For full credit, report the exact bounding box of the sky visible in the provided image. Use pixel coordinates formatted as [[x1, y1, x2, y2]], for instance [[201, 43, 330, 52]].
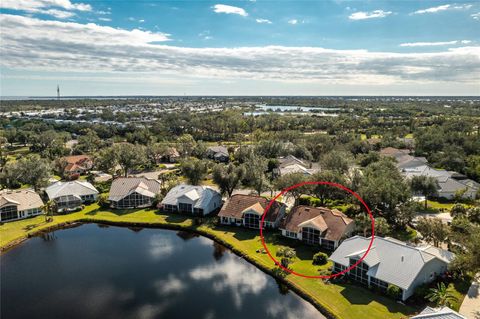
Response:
[[0, 0, 479, 96]]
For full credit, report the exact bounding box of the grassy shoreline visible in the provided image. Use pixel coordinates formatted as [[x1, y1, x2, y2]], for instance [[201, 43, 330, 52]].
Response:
[[1, 204, 417, 319]]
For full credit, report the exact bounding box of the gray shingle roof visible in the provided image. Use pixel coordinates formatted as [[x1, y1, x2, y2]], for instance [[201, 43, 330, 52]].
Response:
[[329, 236, 454, 290], [108, 177, 161, 201], [161, 184, 220, 209], [46, 181, 98, 200]]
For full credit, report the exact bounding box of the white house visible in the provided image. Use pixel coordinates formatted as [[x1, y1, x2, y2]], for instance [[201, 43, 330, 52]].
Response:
[[330, 236, 455, 301], [160, 184, 222, 216], [46, 180, 99, 212], [411, 306, 466, 319], [0, 189, 44, 222]]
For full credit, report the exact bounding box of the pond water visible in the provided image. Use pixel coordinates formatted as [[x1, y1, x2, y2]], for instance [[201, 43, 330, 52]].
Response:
[[1, 224, 324, 319], [243, 104, 339, 116]]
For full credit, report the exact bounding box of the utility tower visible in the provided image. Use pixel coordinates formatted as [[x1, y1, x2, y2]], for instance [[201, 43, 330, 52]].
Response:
[[57, 85, 60, 100]]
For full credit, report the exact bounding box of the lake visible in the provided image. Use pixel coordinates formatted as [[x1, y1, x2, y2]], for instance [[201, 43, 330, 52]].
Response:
[[243, 104, 339, 116], [1, 224, 324, 319]]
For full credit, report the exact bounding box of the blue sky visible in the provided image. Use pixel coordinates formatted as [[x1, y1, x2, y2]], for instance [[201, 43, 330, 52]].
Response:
[[0, 0, 479, 96]]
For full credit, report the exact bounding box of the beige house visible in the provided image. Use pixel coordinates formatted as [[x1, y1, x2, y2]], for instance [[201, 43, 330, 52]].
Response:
[[0, 189, 44, 222]]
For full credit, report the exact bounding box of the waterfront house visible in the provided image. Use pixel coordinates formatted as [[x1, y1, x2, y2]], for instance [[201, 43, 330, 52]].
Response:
[[46, 180, 99, 212], [160, 184, 222, 215], [218, 194, 286, 229], [0, 189, 43, 222], [411, 306, 466, 319], [329, 236, 455, 301], [206, 146, 229, 163], [280, 205, 354, 250], [109, 177, 162, 209]]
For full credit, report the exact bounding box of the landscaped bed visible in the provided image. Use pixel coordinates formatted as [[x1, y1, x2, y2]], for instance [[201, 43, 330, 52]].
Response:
[[0, 203, 450, 319]]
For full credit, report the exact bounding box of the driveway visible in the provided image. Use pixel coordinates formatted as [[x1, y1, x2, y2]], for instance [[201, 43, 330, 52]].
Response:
[[459, 275, 480, 319]]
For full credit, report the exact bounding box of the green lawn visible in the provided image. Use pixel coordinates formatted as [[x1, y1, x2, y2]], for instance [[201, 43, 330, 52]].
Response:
[[0, 205, 418, 319]]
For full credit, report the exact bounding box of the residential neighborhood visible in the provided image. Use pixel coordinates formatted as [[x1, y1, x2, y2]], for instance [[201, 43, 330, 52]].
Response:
[[1, 97, 479, 319]]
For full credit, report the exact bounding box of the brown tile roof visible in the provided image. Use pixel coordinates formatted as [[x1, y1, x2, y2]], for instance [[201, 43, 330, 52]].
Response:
[[218, 194, 285, 223], [64, 155, 91, 164], [281, 205, 354, 241]]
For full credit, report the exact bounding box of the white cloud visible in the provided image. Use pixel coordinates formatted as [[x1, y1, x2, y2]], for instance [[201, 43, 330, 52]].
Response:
[[1, 14, 479, 87], [98, 17, 111, 22], [472, 12, 480, 20], [139, 19, 145, 23], [400, 40, 471, 47], [0, 0, 92, 18], [412, 4, 472, 15], [349, 10, 392, 20], [256, 18, 272, 24], [212, 4, 248, 17], [288, 19, 298, 24]]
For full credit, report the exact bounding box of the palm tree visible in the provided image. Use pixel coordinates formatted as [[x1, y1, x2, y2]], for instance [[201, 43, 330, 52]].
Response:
[[42, 200, 56, 222], [425, 282, 458, 307]]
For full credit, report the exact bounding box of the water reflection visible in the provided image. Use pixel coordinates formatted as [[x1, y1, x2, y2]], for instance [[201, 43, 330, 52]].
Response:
[[189, 257, 268, 308], [1, 224, 325, 319]]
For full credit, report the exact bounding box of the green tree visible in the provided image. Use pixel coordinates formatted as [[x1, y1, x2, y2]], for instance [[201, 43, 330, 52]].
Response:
[[358, 159, 411, 222], [320, 150, 353, 174], [274, 173, 311, 205], [16, 155, 51, 191], [212, 163, 245, 197], [374, 217, 390, 236], [243, 155, 269, 195], [425, 282, 458, 307], [410, 175, 439, 210], [114, 143, 146, 177], [467, 207, 480, 224], [180, 158, 209, 185], [450, 204, 468, 219], [310, 170, 346, 205]]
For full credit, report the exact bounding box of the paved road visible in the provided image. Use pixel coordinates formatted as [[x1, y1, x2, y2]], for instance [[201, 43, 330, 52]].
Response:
[[459, 275, 480, 319]]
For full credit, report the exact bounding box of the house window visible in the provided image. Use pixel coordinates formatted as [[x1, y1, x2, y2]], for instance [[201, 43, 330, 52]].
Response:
[[321, 239, 335, 250], [55, 195, 82, 210], [193, 208, 204, 215], [302, 227, 321, 245], [370, 277, 389, 291], [244, 213, 260, 229], [348, 258, 369, 286], [178, 203, 192, 213], [333, 263, 346, 274], [285, 231, 297, 238], [115, 193, 151, 208]]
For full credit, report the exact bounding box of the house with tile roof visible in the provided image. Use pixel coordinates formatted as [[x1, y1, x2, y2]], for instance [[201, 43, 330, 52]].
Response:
[[329, 236, 455, 301], [411, 306, 466, 319], [62, 155, 93, 176], [0, 189, 44, 222], [109, 177, 162, 209], [46, 180, 99, 212], [280, 205, 355, 250], [218, 194, 286, 229], [160, 184, 222, 216]]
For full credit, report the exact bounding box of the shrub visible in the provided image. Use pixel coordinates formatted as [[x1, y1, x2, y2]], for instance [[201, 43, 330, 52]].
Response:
[[313, 252, 328, 265], [386, 284, 402, 300], [414, 283, 431, 301]]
